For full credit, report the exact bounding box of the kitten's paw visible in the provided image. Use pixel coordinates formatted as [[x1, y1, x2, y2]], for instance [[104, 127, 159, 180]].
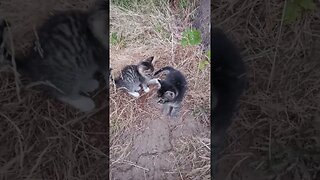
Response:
[[128, 92, 140, 98], [169, 112, 179, 119], [58, 95, 95, 112], [81, 79, 99, 93], [155, 78, 161, 89], [143, 87, 150, 93], [147, 78, 161, 89], [76, 98, 95, 112]]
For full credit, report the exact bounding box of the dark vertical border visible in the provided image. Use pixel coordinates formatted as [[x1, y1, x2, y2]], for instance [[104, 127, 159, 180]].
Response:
[[210, 3, 215, 179], [106, 0, 110, 177], [210, 23, 215, 180]]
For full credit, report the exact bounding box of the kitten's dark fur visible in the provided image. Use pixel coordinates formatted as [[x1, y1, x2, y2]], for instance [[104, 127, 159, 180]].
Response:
[[112, 57, 155, 98], [212, 28, 247, 175], [153, 66, 187, 117], [0, 0, 108, 112], [0, 20, 9, 63]]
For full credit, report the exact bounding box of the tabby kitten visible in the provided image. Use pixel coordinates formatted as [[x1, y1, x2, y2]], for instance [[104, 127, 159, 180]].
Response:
[[0, 0, 108, 112], [112, 57, 155, 98], [152, 66, 187, 117]]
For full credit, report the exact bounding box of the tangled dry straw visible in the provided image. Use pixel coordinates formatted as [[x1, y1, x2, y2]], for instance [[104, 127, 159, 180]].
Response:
[[213, 0, 320, 179]]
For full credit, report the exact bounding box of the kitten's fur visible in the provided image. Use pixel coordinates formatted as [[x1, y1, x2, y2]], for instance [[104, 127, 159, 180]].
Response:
[[0, 0, 108, 112], [0, 20, 9, 63], [153, 66, 187, 117], [212, 28, 247, 175], [113, 57, 155, 98]]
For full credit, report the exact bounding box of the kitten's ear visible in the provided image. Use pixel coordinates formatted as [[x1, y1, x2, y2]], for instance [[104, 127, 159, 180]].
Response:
[[158, 79, 163, 86], [88, 0, 108, 48], [145, 56, 154, 63], [165, 91, 176, 100], [91, 0, 107, 11], [0, 19, 10, 28]]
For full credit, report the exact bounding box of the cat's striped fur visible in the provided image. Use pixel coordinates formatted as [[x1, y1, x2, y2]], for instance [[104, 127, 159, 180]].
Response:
[[112, 57, 155, 98], [0, 0, 108, 112]]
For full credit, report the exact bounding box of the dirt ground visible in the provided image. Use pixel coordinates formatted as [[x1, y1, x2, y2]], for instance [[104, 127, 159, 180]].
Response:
[[110, 105, 206, 180]]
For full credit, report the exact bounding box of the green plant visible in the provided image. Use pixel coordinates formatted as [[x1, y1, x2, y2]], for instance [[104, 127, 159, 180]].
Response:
[[111, 0, 170, 12], [110, 32, 126, 47], [179, 0, 189, 9], [181, 28, 202, 47], [154, 23, 171, 40], [111, 0, 135, 9], [284, 0, 315, 25], [180, 28, 209, 71], [110, 32, 118, 45], [198, 50, 210, 71], [206, 50, 211, 59]]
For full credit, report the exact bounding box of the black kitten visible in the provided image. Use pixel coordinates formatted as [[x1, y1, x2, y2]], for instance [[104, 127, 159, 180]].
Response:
[[152, 66, 187, 117], [212, 28, 247, 174]]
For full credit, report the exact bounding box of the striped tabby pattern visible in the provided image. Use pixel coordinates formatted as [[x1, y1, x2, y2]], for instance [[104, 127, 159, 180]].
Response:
[[0, 0, 108, 112], [114, 57, 155, 98]]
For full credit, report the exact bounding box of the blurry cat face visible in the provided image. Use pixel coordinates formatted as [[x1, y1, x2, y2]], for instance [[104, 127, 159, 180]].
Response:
[[157, 90, 176, 104], [138, 56, 154, 78], [140, 66, 153, 77], [156, 80, 177, 104]]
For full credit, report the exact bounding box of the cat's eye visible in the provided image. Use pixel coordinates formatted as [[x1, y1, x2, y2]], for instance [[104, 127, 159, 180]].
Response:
[[157, 99, 164, 103]]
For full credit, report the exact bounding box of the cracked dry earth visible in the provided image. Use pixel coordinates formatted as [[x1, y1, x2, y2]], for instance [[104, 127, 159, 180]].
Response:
[[111, 105, 208, 180], [111, 89, 210, 180]]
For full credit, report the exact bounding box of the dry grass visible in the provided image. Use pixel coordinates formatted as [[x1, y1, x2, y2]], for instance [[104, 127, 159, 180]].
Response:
[[109, 1, 210, 179], [213, 0, 320, 179], [0, 0, 108, 179]]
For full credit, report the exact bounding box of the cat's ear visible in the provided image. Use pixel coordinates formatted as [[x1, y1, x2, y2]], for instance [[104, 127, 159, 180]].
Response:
[[164, 91, 176, 100], [92, 0, 107, 11], [88, 0, 108, 48], [158, 79, 163, 86], [145, 56, 154, 63]]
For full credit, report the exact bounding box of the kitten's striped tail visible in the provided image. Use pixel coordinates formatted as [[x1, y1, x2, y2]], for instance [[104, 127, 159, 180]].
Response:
[[109, 68, 114, 81], [154, 66, 175, 76], [109, 68, 120, 86]]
